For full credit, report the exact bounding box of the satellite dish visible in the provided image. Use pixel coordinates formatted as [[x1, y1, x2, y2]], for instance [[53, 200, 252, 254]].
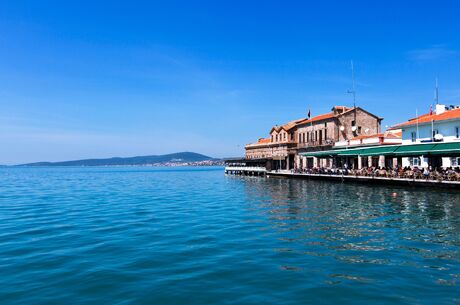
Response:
[[340, 126, 345, 131], [434, 134, 443, 141], [351, 126, 357, 132]]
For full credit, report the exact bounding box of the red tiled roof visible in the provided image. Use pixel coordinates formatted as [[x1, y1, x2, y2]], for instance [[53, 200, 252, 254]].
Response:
[[271, 118, 305, 132], [350, 131, 402, 141], [257, 138, 271, 144], [391, 107, 460, 129], [299, 112, 336, 125], [388, 130, 402, 138], [271, 106, 358, 132]]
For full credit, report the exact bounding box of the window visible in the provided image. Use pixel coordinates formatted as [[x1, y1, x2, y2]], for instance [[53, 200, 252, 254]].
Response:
[[271, 135, 274, 142], [411, 131, 416, 142], [456, 127, 459, 138], [324, 122, 327, 128], [410, 157, 421, 167], [451, 157, 460, 167], [306, 132, 309, 142], [315, 131, 318, 141], [324, 129, 327, 140], [276, 135, 278, 142], [351, 120, 356, 126], [358, 126, 362, 133], [432, 129, 439, 138]]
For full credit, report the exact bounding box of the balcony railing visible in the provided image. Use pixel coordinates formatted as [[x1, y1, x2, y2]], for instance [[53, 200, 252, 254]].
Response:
[[297, 139, 334, 148]]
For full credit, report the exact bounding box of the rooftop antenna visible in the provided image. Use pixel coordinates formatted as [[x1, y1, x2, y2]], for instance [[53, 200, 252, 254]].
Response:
[[347, 60, 357, 109], [347, 60, 357, 131], [435, 77, 439, 105]]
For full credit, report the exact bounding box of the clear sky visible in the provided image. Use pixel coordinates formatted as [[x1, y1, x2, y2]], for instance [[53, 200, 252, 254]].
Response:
[[1, 0, 459, 164]]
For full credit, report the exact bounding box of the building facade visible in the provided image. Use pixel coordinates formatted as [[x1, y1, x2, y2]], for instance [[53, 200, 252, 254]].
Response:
[[295, 106, 382, 168], [391, 104, 460, 168], [245, 105, 383, 170]]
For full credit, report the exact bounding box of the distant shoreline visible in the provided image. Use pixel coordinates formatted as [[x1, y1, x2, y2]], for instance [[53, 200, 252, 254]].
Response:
[[14, 152, 225, 167], [10, 163, 225, 168]]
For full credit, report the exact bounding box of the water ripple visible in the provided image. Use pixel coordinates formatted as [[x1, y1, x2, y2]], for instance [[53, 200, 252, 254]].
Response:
[[0, 166, 459, 304]]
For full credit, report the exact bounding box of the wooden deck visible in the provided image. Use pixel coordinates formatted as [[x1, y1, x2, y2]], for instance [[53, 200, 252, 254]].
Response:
[[267, 171, 460, 190]]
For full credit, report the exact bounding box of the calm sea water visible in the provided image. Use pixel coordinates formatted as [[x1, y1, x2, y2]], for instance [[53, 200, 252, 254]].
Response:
[[0, 166, 459, 305]]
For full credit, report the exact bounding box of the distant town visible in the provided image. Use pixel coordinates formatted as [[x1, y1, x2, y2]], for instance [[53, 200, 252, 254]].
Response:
[[18, 152, 224, 167]]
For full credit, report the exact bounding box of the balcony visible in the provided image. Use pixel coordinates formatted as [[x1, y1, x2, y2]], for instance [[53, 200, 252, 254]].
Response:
[[297, 139, 334, 148]]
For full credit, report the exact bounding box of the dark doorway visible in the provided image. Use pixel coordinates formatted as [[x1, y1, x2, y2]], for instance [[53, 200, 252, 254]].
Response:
[[307, 157, 314, 168], [429, 157, 443, 169], [288, 155, 295, 170]]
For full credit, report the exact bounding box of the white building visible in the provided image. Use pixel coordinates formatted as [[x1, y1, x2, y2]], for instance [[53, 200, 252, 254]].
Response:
[[391, 104, 460, 168]]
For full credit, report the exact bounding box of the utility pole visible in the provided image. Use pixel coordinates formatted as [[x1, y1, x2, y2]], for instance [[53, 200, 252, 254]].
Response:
[[349, 60, 356, 109], [347, 60, 357, 132]]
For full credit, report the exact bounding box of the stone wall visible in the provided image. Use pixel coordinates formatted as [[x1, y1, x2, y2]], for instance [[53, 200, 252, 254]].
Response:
[[245, 145, 273, 159], [296, 119, 336, 147], [336, 109, 381, 141]]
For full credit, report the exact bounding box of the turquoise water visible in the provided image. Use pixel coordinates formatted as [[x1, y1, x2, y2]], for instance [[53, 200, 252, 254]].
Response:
[[0, 166, 459, 304]]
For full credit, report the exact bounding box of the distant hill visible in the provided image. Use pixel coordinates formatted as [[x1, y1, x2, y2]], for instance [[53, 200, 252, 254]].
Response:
[[20, 152, 217, 166]]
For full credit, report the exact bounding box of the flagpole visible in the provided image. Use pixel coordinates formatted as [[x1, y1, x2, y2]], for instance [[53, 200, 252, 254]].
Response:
[[416, 108, 419, 142]]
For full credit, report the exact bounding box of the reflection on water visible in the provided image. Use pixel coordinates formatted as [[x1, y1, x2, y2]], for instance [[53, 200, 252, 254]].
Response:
[[240, 176, 460, 302], [0, 167, 458, 305]]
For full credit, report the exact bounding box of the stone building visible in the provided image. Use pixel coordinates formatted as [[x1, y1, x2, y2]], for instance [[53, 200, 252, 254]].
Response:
[[245, 105, 383, 170], [295, 106, 382, 168]]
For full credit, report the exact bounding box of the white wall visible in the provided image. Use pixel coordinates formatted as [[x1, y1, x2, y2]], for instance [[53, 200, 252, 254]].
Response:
[[402, 156, 428, 168], [402, 119, 460, 144]]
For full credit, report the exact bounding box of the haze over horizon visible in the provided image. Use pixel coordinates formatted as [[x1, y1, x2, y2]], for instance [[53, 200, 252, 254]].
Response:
[[1, 0, 459, 164]]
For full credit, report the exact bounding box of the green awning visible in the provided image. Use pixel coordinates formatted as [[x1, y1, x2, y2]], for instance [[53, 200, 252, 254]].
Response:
[[393, 143, 437, 156], [336, 148, 363, 156], [341, 145, 399, 156], [300, 142, 460, 158], [429, 142, 460, 155]]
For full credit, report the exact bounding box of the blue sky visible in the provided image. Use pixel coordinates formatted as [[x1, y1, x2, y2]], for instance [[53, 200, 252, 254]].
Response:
[[0, 0, 459, 164]]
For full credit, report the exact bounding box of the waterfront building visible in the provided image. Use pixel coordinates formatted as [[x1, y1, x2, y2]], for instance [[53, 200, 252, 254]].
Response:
[[389, 104, 460, 168], [295, 106, 382, 169], [245, 106, 383, 170], [245, 118, 304, 170], [299, 104, 460, 170]]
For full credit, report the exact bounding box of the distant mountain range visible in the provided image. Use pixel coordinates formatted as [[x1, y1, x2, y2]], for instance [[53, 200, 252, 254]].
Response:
[[19, 152, 221, 167]]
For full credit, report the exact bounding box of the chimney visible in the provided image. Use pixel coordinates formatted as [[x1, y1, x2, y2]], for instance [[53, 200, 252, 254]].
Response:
[[435, 104, 447, 115]]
